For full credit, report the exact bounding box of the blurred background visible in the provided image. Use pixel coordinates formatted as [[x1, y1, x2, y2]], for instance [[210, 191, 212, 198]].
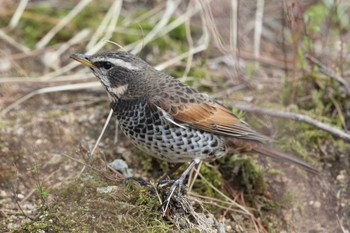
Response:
[[0, 0, 349, 232]]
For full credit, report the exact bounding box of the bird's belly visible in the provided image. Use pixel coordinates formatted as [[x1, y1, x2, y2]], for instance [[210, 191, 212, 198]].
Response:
[[118, 118, 225, 162]]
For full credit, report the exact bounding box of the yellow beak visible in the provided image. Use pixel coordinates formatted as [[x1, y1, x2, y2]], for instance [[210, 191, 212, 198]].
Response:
[[70, 53, 94, 67]]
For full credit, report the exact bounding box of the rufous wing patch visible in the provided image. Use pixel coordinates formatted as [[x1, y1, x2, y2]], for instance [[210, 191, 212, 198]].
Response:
[[172, 103, 240, 129], [156, 101, 268, 142]]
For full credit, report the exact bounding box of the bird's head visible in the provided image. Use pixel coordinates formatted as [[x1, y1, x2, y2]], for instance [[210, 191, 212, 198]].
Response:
[[71, 51, 153, 100]]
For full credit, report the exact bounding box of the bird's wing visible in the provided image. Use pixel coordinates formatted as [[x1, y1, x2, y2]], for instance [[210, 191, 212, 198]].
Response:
[[153, 99, 269, 142]]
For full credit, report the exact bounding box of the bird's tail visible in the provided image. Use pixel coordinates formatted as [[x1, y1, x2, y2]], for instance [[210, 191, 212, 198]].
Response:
[[252, 144, 319, 174], [226, 139, 319, 174]]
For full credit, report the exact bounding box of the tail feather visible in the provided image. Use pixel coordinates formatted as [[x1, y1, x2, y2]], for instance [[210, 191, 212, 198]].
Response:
[[252, 145, 319, 175], [226, 138, 319, 174]]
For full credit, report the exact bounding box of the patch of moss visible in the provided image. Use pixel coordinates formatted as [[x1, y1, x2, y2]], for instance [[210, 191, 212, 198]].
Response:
[[168, 23, 186, 41], [218, 155, 267, 203], [273, 117, 329, 165], [14, 2, 109, 48], [16, 4, 69, 48], [14, 171, 173, 232], [190, 163, 224, 199], [136, 150, 169, 178]]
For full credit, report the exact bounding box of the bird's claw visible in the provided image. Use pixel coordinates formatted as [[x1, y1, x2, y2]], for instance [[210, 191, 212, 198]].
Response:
[[158, 160, 199, 217], [161, 177, 185, 216]]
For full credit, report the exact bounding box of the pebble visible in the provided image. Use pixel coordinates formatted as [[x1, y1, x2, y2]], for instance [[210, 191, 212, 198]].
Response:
[[96, 186, 118, 194]]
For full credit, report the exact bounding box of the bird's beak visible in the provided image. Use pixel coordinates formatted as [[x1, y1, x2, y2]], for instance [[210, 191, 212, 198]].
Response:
[[70, 53, 94, 67]]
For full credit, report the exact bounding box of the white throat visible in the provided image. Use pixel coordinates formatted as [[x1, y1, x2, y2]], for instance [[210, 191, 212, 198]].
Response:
[[107, 84, 129, 98]]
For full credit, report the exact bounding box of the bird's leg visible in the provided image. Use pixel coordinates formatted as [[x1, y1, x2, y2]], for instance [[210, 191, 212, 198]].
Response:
[[158, 163, 184, 183], [162, 159, 199, 216]]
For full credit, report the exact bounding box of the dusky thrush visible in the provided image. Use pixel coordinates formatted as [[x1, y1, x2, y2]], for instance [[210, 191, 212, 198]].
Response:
[[71, 51, 317, 211]]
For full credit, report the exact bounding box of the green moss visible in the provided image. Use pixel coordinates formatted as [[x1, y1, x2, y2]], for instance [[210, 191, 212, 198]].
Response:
[[17, 5, 69, 48], [14, 2, 109, 48], [280, 192, 295, 208], [188, 67, 207, 79], [14, 170, 173, 232], [273, 117, 328, 165], [136, 151, 169, 177], [218, 154, 267, 204], [168, 23, 186, 41], [46, 110, 65, 118], [190, 163, 224, 199]]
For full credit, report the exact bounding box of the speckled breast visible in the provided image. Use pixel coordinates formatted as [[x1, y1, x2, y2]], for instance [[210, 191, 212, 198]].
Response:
[[111, 98, 226, 162]]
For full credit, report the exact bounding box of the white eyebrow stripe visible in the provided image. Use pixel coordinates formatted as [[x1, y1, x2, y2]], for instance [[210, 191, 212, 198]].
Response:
[[93, 57, 140, 70]]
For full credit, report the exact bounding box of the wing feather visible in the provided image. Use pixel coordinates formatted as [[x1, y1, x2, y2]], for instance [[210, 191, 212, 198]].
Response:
[[154, 100, 269, 142]]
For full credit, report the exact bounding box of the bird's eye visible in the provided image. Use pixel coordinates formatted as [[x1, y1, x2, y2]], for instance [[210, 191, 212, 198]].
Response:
[[102, 62, 113, 70], [94, 61, 113, 70]]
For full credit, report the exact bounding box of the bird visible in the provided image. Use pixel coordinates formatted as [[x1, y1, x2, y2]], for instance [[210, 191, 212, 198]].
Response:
[[71, 51, 317, 212]]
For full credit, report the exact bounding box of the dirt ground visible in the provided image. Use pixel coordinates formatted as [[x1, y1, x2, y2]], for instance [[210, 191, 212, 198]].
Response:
[[1, 0, 350, 232]]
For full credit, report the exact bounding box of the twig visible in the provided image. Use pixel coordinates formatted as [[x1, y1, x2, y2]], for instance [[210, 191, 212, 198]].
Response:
[[121, 3, 164, 27], [56, 29, 91, 56], [122, 2, 203, 53], [306, 54, 350, 96], [187, 161, 202, 192], [131, 0, 182, 55], [180, 0, 195, 82], [86, 2, 114, 50], [234, 104, 350, 143], [9, 0, 29, 29], [0, 82, 100, 116], [90, 108, 114, 156], [193, 169, 260, 232], [199, 0, 227, 54], [336, 214, 349, 233], [254, 0, 264, 67], [230, 0, 238, 55], [154, 44, 208, 71], [0, 73, 94, 83], [86, 0, 122, 50], [188, 193, 249, 215], [0, 29, 30, 53], [35, 0, 92, 49]]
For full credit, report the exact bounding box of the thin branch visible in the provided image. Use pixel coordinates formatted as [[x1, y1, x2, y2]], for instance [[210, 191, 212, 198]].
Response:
[[131, 0, 182, 55], [180, 0, 195, 82], [90, 108, 114, 156], [306, 54, 350, 96], [254, 0, 264, 67], [336, 214, 349, 233], [234, 104, 350, 143], [86, 0, 122, 51], [9, 0, 29, 29], [0, 82, 100, 116], [200, 0, 227, 54], [230, 0, 238, 55], [35, 0, 92, 49], [0, 29, 30, 53]]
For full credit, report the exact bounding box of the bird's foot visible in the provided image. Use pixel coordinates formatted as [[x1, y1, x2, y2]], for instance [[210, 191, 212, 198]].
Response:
[[160, 176, 187, 216], [158, 159, 199, 216]]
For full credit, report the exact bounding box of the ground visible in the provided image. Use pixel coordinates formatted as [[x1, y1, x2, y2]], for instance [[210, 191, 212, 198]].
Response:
[[0, 0, 350, 232]]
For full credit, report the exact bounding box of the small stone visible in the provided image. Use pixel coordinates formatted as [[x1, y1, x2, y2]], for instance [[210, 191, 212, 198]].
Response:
[[47, 153, 64, 165], [0, 58, 11, 72], [0, 190, 7, 197], [109, 159, 133, 178], [1, 147, 9, 153], [96, 186, 118, 194], [313, 201, 321, 208], [336, 170, 346, 182], [35, 139, 43, 145]]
